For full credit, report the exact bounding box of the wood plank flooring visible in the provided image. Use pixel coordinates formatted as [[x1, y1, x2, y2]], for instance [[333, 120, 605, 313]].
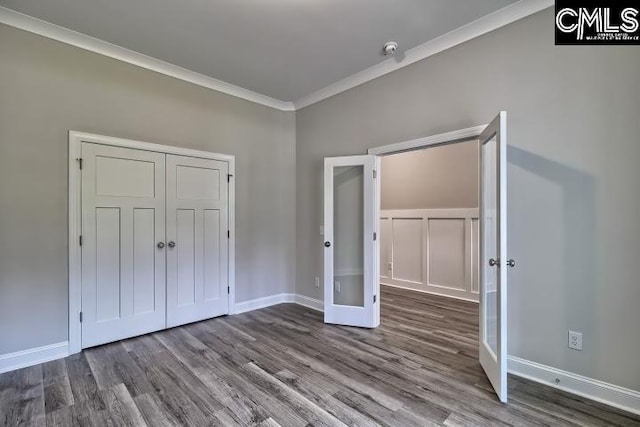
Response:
[[2, 286, 639, 426]]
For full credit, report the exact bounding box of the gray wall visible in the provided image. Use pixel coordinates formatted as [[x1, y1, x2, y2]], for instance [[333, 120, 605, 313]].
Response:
[[381, 140, 479, 210], [0, 24, 296, 354], [296, 8, 640, 391]]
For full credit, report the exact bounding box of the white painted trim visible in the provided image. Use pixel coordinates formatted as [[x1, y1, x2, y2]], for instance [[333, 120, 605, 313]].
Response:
[[231, 293, 323, 315], [0, 342, 69, 374], [70, 131, 236, 161], [383, 208, 478, 218], [295, 0, 553, 109], [368, 125, 485, 156], [68, 131, 236, 353], [294, 295, 324, 312], [0, 7, 294, 112], [508, 356, 640, 416], [68, 139, 82, 354], [334, 268, 364, 277], [233, 293, 296, 314], [228, 161, 236, 316], [381, 282, 478, 303]]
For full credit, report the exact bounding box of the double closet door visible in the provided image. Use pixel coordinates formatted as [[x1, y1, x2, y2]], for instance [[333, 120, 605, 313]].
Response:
[[80, 143, 229, 349]]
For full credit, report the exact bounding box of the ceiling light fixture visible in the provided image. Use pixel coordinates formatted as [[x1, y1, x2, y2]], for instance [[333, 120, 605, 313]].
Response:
[[382, 41, 398, 56]]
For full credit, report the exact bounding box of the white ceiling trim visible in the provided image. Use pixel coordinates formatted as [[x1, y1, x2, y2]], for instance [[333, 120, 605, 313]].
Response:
[[0, 1, 552, 112], [295, 0, 553, 110], [0, 6, 295, 111]]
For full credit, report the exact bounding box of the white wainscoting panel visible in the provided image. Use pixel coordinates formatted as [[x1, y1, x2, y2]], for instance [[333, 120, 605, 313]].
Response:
[[471, 218, 479, 293], [381, 209, 479, 302], [380, 217, 393, 282], [392, 217, 423, 283], [428, 218, 466, 290]]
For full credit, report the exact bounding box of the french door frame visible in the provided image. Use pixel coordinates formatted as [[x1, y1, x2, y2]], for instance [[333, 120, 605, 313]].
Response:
[[368, 122, 509, 402], [68, 131, 236, 354]]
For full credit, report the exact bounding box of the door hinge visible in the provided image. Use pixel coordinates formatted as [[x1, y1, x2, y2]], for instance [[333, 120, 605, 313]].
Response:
[[227, 174, 233, 183], [79, 235, 83, 246], [77, 158, 83, 170], [79, 311, 83, 322], [373, 232, 377, 241], [227, 230, 230, 239], [373, 169, 377, 179], [373, 295, 377, 303], [227, 286, 230, 294]]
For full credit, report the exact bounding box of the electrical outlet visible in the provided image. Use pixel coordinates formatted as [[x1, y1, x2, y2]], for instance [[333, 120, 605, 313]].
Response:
[[335, 281, 341, 293], [568, 331, 583, 350], [314, 277, 320, 288], [387, 262, 393, 271]]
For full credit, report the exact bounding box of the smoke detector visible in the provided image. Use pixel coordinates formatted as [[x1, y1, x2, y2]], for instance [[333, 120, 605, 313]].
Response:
[[382, 41, 398, 56]]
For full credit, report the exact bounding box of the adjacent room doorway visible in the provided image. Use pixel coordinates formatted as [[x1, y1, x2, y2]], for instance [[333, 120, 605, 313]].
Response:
[[322, 112, 510, 402]]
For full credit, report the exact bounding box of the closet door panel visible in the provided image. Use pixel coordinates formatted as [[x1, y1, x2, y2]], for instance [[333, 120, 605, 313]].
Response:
[[133, 208, 157, 315], [204, 209, 223, 301], [81, 143, 166, 348], [176, 209, 197, 306], [166, 155, 229, 327]]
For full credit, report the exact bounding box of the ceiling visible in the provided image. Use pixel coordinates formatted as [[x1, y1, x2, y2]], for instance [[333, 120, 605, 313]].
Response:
[[0, 0, 518, 103]]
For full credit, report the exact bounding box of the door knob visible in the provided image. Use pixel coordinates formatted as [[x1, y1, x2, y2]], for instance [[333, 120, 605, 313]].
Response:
[[157, 242, 165, 249], [488, 258, 499, 267], [506, 259, 515, 267], [168, 241, 176, 248], [324, 241, 331, 247]]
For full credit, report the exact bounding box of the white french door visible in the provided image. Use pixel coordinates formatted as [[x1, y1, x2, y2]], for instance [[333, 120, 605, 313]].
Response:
[[323, 155, 379, 328], [166, 155, 229, 328], [479, 111, 509, 402], [326, 117, 510, 401], [81, 143, 167, 348]]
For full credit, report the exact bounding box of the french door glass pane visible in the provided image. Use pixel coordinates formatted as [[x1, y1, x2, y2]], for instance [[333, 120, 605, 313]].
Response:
[[483, 136, 498, 357], [333, 165, 365, 307]]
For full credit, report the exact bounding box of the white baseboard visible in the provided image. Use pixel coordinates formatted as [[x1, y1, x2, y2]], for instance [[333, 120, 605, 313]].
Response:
[[0, 341, 69, 374], [381, 282, 479, 303], [0, 294, 298, 375], [233, 293, 324, 314], [508, 356, 640, 416], [294, 294, 323, 312], [233, 293, 295, 314]]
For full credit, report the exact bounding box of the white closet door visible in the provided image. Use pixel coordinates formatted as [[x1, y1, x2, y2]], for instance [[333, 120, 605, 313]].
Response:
[[166, 155, 229, 328], [81, 143, 166, 348]]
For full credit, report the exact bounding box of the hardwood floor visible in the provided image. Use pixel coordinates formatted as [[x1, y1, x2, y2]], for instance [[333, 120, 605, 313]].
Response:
[[1, 286, 639, 426]]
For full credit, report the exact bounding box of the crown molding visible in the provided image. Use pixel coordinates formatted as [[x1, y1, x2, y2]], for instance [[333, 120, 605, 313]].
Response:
[[0, 6, 295, 112], [1, 1, 552, 112], [295, 0, 553, 110]]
